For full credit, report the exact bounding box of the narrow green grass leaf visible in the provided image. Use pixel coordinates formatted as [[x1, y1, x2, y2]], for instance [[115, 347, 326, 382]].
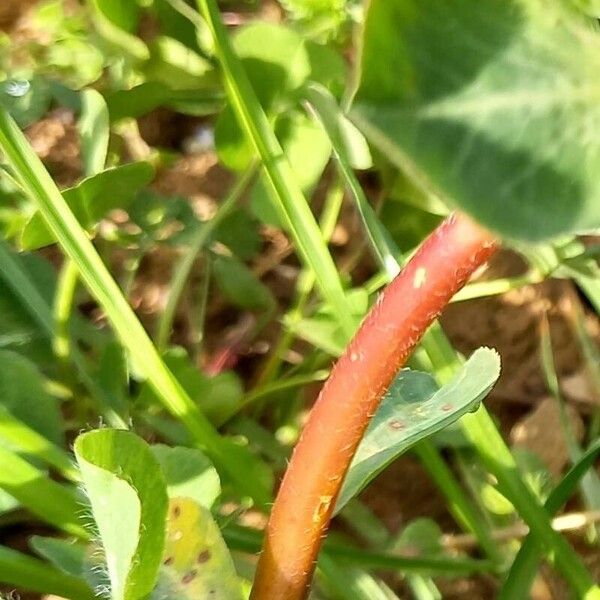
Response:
[[30, 535, 88, 578], [318, 552, 400, 600], [0, 444, 84, 537], [499, 438, 600, 599], [0, 107, 272, 504], [335, 348, 500, 512], [0, 544, 94, 600], [305, 83, 399, 276], [196, 0, 356, 340], [223, 524, 496, 575], [75, 429, 169, 600], [539, 319, 600, 538], [0, 349, 63, 445], [0, 404, 76, 480]]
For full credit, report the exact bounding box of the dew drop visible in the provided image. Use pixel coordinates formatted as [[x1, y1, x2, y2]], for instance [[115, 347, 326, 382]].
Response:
[[4, 79, 30, 98]]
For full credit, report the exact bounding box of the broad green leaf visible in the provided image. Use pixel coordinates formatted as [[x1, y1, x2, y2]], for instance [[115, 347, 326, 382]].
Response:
[[144, 36, 216, 90], [213, 255, 275, 311], [86, 0, 149, 61], [335, 348, 501, 512], [74, 429, 169, 600], [106, 84, 223, 121], [213, 207, 261, 260], [214, 22, 313, 172], [90, 0, 140, 32], [197, 0, 357, 342], [153, 498, 244, 600], [351, 0, 600, 241], [305, 41, 348, 98], [79, 89, 109, 177], [393, 518, 444, 557], [0, 444, 84, 536], [0, 349, 63, 445], [107, 83, 172, 121], [280, 0, 346, 21], [290, 288, 369, 356], [21, 162, 154, 249], [152, 444, 221, 509], [233, 22, 311, 108], [152, 0, 209, 53]]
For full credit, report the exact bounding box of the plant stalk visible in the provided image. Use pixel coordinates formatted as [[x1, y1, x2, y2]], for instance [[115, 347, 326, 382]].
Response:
[[250, 213, 497, 600]]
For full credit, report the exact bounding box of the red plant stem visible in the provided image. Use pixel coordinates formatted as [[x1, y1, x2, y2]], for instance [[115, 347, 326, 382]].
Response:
[[250, 213, 498, 600]]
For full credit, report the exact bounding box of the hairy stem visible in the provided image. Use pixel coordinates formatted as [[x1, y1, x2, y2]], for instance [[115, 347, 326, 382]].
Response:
[[250, 213, 497, 600]]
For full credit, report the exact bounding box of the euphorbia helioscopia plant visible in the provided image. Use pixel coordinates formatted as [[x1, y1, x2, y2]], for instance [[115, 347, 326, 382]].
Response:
[[251, 213, 498, 599]]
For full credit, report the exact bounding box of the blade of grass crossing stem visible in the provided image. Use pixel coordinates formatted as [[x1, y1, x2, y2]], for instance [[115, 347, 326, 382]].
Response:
[[222, 524, 495, 575], [0, 107, 270, 504], [0, 545, 95, 600], [156, 165, 256, 350], [500, 438, 600, 599], [195, 0, 356, 340], [310, 91, 597, 591]]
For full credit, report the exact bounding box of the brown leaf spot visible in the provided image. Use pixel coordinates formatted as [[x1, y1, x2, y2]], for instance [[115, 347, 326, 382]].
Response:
[[182, 569, 198, 584]]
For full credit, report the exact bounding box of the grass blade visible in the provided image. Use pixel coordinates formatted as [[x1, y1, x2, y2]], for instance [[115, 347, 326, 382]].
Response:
[[0, 444, 85, 537], [499, 438, 600, 599], [195, 0, 356, 340], [0, 545, 94, 600]]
